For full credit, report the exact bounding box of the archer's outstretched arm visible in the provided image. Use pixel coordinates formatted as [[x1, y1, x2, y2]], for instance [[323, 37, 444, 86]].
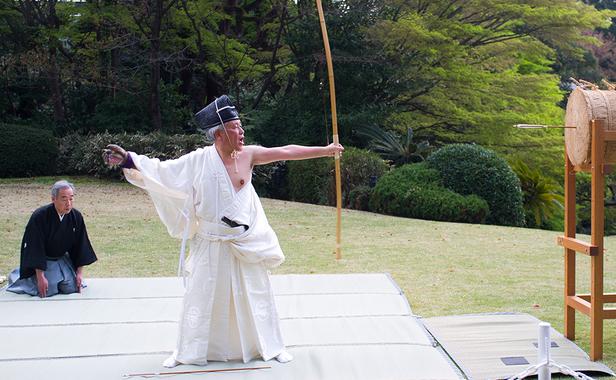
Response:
[[249, 143, 344, 166]]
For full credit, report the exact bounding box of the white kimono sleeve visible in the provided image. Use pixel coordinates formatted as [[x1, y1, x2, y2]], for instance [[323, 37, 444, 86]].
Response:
[[123, 150, 201, 239]]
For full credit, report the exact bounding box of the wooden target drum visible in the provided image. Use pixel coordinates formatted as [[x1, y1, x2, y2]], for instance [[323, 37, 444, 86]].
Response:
[[565, 87, 616, 166]]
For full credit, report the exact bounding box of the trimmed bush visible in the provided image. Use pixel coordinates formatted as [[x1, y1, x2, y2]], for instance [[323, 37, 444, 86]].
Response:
[[426, 144, 525, 226], [287, 158, 331, 205], [287, 147, 388, 206], [252, 161, 289, 199], [347, 185, 373, 211], [370, 163, 488, 223], [57, 132, 207, 178], [334, 147, 389, 207], [402, 187, 488, 223], [0, 124, 58, 177], [369, 163, 442, 214]]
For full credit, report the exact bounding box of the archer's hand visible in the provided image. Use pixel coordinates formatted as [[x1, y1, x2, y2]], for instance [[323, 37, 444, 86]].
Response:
[[102, 144, 128, 167], [326, 143, 344, 158]]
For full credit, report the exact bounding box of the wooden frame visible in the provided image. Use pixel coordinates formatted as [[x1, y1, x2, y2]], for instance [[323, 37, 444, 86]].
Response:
[[557, 119, 616, 360]]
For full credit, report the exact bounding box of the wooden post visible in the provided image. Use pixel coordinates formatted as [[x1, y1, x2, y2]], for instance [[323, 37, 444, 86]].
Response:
[[590, 119, 606, 360], [564, 147, 576, 340]]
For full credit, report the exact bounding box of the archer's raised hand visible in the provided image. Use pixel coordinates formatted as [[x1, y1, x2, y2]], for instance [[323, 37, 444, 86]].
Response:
[[326, 142, 344, 158], [102, 144, 128, 167]]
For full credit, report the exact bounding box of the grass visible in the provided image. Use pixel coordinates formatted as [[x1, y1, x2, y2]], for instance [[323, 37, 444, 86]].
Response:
[[2, 177, 616, 373]]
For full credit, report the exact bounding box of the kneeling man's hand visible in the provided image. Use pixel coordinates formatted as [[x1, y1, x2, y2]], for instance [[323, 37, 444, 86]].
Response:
[[76, 267, 83, 293], [36, 270, 48, 298]]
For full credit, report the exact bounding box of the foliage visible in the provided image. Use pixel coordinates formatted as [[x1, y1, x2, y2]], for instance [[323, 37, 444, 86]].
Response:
[[0, 124, 58, 178], [287, 147, 388, 207], [510, 159, 564, 228], [334, 147, 389, 207], [252, 162, 289, 200], [370, 163, 441, 214], [426, 144, 525, 226], [347, 185, 373, 211], [575, 172, 616, 236], [369, 163, 488, 223], [401, 186, 489, 224], [0, 0, 614, 181], [57, 132, 206, 178], [286, 158, 331, 205], [357, 125, 431, 166]]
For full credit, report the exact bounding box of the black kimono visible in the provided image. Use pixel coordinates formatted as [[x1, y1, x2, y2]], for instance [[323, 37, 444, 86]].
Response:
[[6, 204, 97, 296]]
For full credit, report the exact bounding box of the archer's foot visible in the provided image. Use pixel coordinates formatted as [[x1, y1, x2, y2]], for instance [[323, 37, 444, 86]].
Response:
[[163, 350, 180, 368], [275, 351, 293, 363]]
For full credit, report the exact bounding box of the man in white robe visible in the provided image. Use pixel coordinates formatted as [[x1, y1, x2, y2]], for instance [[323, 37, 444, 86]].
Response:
[[103, 95, 343, 368]]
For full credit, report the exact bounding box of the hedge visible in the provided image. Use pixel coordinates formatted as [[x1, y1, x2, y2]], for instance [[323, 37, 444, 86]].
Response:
[[287, 147, 388, 206], [0, 124, 58, 178]]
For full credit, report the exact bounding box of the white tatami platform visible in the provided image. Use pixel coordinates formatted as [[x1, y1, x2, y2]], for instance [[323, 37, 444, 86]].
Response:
[[0, 274, 463, 380]]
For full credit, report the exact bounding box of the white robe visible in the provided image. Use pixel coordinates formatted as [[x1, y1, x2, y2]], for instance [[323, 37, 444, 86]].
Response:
[[123, 145, 286, 364]]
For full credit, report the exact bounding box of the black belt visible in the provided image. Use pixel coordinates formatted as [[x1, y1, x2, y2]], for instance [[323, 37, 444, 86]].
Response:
[[46, 253, 68, 261], [221, 217, 249, 231]]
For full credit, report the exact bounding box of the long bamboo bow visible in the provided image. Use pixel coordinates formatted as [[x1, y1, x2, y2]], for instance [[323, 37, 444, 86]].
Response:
[[315, 0, 342, 260]]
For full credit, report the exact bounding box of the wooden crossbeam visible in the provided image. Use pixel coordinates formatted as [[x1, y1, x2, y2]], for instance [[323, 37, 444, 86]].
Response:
[[567, 295, 591, 316], [556, 236, 599, 256]]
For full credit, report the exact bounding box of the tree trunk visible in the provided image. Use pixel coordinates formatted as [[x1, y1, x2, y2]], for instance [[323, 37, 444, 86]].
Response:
[[149, 0, 163, 131], [47, 46, 66, 123]]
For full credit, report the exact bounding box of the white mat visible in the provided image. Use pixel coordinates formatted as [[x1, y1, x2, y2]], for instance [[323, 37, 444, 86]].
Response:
[[0, 274, 463, 380]]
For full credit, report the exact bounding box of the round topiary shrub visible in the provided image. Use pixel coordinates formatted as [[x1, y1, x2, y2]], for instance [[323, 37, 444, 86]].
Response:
[[0, 124, 58, 177], [369, 163, 489, 223], [369, 163, 442, 214], [402, 186, 489, 223], [426, 143, 525, 226]]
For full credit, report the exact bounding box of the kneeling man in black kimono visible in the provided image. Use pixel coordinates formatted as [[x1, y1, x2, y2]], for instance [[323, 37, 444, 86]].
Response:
[[6, 180, 97, 298]]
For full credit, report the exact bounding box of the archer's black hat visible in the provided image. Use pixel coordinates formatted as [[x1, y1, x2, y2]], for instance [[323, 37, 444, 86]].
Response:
[[194, 95, 240, 130]]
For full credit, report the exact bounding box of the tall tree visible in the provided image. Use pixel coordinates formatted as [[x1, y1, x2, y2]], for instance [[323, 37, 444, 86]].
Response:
[[128, 0, 179, 130]]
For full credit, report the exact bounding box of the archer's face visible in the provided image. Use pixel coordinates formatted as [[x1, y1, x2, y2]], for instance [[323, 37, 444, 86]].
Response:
[[221, 120, 245, 151]]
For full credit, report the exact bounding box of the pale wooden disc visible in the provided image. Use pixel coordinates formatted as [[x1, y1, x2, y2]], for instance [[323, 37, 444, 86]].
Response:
[[565, 88, 616, 166]]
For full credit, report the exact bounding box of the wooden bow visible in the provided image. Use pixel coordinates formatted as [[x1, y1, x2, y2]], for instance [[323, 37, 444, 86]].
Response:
[[315, 0, 342, 260]]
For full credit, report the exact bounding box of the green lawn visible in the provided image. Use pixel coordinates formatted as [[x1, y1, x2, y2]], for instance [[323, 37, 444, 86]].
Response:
[[2, 177, 616, 372]]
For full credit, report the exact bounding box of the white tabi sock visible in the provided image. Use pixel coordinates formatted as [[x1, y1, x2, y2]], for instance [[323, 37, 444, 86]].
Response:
[[275, 350, 294, 363], [162, 350, 180, 368]]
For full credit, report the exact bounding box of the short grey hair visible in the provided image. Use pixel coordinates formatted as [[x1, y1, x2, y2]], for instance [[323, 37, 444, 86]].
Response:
[[205, 124, 224, 142], [51, 180, 75, 198]]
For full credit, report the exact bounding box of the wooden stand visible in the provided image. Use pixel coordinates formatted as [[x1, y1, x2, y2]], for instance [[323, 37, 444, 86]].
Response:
[[557, 119, 616, 360]]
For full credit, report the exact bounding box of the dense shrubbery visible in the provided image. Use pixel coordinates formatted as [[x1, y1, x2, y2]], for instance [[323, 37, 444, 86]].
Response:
[[370, 163, 441, 214], [347, 185, 373, 211], [287, 147, 388, 206], [402, 186, 489, 223], [287, 158, 334, 205], [510, 159, 563, 230], [252, 162, 288, 199], [575, 172, 616, 235], [370, 163, 489, 223], [57, 132, 206, 178], [335, 147, 389, 206], [426, 144, 525, 227], [0, 124, 58, 177]]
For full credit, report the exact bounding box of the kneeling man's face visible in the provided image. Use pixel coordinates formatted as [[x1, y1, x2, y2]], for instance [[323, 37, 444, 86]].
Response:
[[53, 188, 74, 215]]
